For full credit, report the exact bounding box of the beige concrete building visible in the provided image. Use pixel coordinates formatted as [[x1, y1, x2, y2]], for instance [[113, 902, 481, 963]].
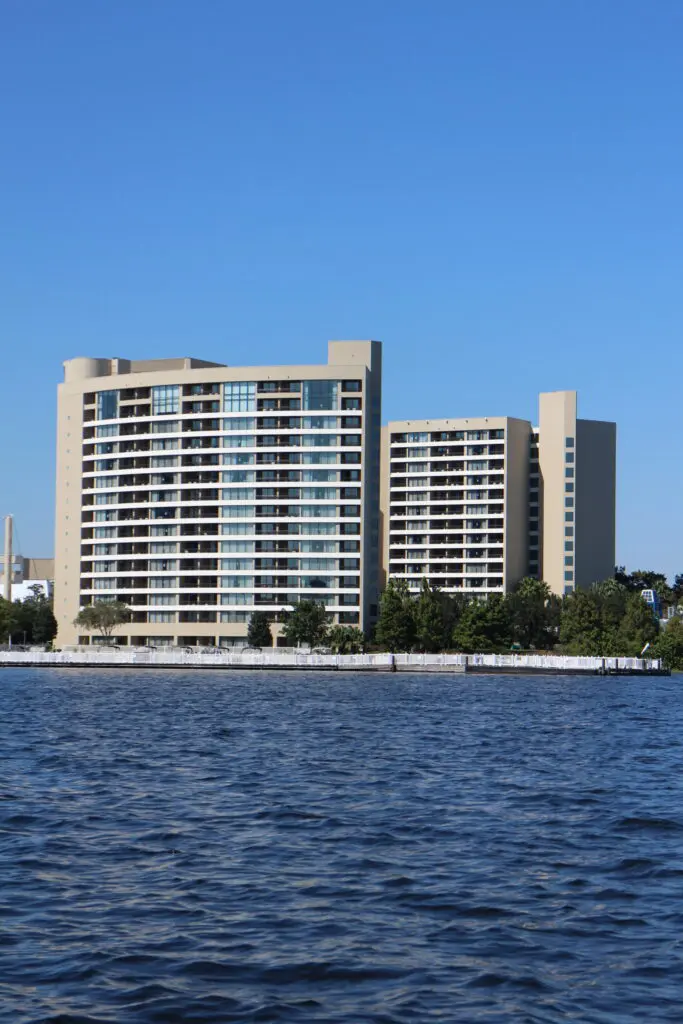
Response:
[[381, 416, 531, 597], [55, 342, 382, 647], [534, 390, 616, 596], [382, 392, 615, 599]]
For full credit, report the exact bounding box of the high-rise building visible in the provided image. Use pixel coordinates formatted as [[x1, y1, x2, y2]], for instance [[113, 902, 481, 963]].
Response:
[[534, 390, 616, 596], [381, 392, 615, 599], [55, 341, 382, 647]]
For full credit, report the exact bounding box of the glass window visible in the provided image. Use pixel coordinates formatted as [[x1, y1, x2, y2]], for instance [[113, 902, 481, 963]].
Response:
[[301, 540, 336, 552], [152, 438, 179, 451], [303, 380, 339, 411], [151, 421, 180, 433], [222, 470, 255, 483], [565, 556, 574, 566], [565, 497, 574, 508], [300, 523, 337, 535], [565, 451, 575, 463], [223, 452, 255, 465], [95, 424, 118, 437], [223, 382, 256, 412], [223, 435, 255, 448], [148, 611, 176, 623], [222, 506, 255, 518], [302, 469, 338, 482], [300, 505, 337, 518], [221, 576, 254, 588], [152, 385, 179, 415], [221, 593, 252, 605], [149, 577, 178, 588], [406, 433, 428, 443], [302, 452, 337, 465], [565, 512, 573, 522], [564, 571, 574, 581], [149, 559, 178, 571], [301, 434, 340, 447], [96, 391, 119, 420], [565, 437, 575, 447], [565, 467, 574, 478], [302, 487, 337, 500], [221, 523, 253, 535], [565, 527, 573, 537], [220, 541, 255, 552], [221, 559, 254, 571], [221, 488, 255, 500], [150, 525, 178, 536], [342, 380, 362, 392], [301, 415, 339, 429], [224, 417, 255, 431], [149, 593, 177, 605], [566, 482, 574, 493], [565, 541, 574, 552]]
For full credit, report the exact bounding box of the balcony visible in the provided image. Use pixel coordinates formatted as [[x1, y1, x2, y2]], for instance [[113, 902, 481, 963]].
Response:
[[180, 542, 218, 554]]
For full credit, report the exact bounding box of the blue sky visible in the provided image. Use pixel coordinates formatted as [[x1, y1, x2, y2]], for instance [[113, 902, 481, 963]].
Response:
[[1, 1, 681, 575]]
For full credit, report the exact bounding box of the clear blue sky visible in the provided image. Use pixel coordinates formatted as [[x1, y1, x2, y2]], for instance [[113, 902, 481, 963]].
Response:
[[1, 1, 681, 576]]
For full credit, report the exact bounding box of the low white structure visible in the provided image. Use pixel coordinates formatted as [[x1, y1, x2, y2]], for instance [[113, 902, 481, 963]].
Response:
[[0, 649, 666, 674]]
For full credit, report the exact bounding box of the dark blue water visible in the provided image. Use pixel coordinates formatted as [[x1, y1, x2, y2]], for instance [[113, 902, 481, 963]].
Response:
[[1, 671, 683, 1023]]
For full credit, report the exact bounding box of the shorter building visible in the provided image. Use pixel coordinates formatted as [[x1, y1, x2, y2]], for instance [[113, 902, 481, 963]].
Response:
[[381, 392, 615, 598], [0, 555, 54, 602]]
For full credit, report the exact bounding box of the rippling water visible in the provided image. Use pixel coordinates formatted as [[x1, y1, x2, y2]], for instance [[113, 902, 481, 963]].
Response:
[[1, 670, 683, 1022]]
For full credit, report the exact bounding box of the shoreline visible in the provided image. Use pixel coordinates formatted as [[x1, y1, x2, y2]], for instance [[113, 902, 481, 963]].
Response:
[[0, 651, 668, 676]]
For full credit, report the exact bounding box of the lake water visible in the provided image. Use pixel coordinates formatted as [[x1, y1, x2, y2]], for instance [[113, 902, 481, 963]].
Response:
[[1, 669, 683, 1022]]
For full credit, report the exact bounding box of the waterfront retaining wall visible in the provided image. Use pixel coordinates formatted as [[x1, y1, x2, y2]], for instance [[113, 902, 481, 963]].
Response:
[[0, 651, 666, 674]]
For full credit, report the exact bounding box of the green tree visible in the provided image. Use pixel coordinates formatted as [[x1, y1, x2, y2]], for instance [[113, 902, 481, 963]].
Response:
[[246, 611, 273, 648], [11, 589, 58, 645], [591, 579, 628, 655], [508, 577, 555, 649], [615, 567, 673, 604], [281, 600, 329, 648], [375, 579, 416, 652], [452, 595, 512, 653], [415, 579, 446, 652], [618, 592, 659, 655], [0, 598, 18, 644], [560, 589, 604, 654], [328, 625, 365, 654], [73, 601, 131, 641], [654, 617, 683, 670]]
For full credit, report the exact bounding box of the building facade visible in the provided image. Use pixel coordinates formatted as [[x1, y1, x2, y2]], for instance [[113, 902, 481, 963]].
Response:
[[534, 390, 616, 596], [55, 342, 381, 647], [381, 392, 615, 599], [380, 416, 531, 598]]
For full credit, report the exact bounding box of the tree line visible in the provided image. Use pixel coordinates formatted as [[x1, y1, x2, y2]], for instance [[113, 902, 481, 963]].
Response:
[[373, 574, 683, 668], [6, 565, 680, 670], [0, 587, 57, 646]]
